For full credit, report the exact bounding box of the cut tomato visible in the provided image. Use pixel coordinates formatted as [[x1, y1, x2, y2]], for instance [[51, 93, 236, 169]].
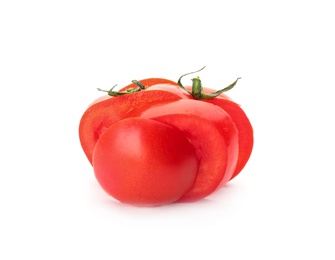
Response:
[[205, 98, 253, 180], [138, 99, 239, 202]]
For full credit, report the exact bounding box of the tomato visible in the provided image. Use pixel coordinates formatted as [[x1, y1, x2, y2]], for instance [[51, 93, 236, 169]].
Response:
[[93, 118, 198, 206], [79, 68, 253, 206]]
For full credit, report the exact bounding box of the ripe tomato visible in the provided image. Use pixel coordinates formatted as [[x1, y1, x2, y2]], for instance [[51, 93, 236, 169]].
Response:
[[79, 68, 254, 206], [93, 118, 198, 206]]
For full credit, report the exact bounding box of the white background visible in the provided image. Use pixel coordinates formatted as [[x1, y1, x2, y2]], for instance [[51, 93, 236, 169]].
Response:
[[1, 0, 334, 259]]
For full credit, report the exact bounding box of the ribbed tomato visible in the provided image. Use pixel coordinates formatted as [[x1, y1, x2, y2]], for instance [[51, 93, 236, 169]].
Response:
[[79, 68, 253, 206]]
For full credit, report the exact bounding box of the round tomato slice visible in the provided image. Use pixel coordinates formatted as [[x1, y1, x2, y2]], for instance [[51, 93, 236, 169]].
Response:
[[205, 98, 254, 180], [138, 100, 239, 202], [183, 85, 253, 180], [92, 118, 198, 206]]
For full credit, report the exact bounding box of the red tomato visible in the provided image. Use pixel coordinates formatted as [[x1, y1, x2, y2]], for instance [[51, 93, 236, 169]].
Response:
[[79, 70, 254, 206], [93, 118, 198, 206]]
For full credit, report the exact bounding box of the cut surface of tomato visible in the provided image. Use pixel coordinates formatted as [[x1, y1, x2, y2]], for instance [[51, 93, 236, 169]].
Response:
[[138, 99, 239, 194], [149, 114, 229, 202], [205, 98, 253, 180]]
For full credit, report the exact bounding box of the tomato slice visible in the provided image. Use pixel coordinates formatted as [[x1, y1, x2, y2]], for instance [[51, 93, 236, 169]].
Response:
[[79, 90, 183, 164], [205, 98, 254, 180], [183, 85, 253, 179], [138, 100, 239, 202], [93, 118, 198, 206]]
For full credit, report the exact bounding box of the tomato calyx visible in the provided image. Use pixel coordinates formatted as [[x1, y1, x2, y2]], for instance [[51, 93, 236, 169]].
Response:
[[96, 67, 240, 100], [97, 80, 147, 96], [177, 66, 241, 100]]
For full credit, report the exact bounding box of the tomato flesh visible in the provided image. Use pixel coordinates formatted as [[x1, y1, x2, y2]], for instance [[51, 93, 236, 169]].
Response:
[[93, 118, 199, 206], [205, 98, 253, 180], [137, 100, 239, 202]]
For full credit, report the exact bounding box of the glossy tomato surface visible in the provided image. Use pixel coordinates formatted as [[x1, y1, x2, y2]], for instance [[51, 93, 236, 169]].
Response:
[[92, 118, 199, 206]]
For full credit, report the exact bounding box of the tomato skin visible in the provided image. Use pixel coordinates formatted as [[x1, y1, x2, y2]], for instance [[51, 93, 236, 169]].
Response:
[[93, 118, 198, 206]]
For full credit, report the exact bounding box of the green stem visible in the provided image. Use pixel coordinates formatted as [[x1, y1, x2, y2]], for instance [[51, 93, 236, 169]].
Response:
[[97, 84, 141, 97], [131, 80, 146, 90], [178, 66, 241, 100], [193, 77, 241, 100], [177, 66, 206, 95], [191, 77, 203, 100]]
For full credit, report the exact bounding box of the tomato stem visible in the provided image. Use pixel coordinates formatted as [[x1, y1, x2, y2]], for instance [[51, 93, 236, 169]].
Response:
[[177, 66, 206, 96], [131, 80, 146, 90], [178, 67, 241, 100], [97, 84, 141, 96]]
